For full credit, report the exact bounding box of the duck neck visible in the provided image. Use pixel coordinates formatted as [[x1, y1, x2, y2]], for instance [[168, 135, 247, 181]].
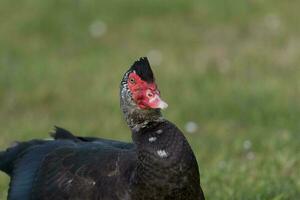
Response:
[[121, 99, 163, 131]]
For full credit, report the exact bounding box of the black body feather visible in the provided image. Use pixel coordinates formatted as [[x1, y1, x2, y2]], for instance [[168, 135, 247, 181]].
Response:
[[0, 121, 204, 200]]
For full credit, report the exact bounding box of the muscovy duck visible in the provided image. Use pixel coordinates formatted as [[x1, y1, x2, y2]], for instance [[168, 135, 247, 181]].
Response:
[[0, 57, 205, 200]]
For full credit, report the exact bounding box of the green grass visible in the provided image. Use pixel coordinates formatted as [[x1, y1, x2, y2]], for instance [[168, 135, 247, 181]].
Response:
[[1, 0, 300, 199]]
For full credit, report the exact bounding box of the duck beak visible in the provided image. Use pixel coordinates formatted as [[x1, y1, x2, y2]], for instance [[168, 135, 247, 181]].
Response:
[[149, 94, 168, 110], [156, 96, 168, 109]]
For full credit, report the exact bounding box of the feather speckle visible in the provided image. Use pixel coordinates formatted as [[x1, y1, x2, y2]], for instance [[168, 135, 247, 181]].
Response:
[[148, 137, 157, 142], [157, 150, 168, 158]]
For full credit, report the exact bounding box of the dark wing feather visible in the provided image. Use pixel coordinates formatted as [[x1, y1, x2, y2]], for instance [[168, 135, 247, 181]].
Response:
[[30, 142, 136, 200], [5, 138, 136, 200], [0, 140, 47, 175], [8, 141, 76, 200], [52, 126, 134, 149], [50, 126, 80, 141]]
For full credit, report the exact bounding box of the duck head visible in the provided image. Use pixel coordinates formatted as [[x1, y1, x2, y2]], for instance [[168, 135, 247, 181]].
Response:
[[120, 57, 168, 128]]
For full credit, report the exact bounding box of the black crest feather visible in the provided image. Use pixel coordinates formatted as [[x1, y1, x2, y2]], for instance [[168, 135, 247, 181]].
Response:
[[130, 57, 154, 83]]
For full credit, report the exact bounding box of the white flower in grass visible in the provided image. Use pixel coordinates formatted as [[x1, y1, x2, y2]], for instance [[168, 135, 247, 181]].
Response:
[[243, 140, 252, 150], [89, 20, 107, 38], [185, 121, 198, 134]]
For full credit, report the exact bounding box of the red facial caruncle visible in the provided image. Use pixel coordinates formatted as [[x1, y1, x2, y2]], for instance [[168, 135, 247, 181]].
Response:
[[127, 72, 168, 110]]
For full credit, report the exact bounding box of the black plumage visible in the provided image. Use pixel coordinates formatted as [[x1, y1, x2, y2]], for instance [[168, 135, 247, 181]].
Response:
[[129, 57, 154, 83], [0, 57, 205, 200]]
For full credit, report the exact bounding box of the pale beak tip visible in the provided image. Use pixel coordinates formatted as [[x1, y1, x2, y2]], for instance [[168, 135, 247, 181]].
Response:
[[158, 101, 168, 110]]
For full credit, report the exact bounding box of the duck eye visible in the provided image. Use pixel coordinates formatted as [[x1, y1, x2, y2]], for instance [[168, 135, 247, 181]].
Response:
[[147, 92, 154, 98], [129, 78, 135, 84]]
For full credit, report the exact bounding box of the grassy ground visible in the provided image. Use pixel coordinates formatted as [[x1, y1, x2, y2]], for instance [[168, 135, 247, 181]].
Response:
[[0, 0, 300, 199]]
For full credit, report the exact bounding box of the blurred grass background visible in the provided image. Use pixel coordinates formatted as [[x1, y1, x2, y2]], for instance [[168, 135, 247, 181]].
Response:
[[0, 0, 300, 199]]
